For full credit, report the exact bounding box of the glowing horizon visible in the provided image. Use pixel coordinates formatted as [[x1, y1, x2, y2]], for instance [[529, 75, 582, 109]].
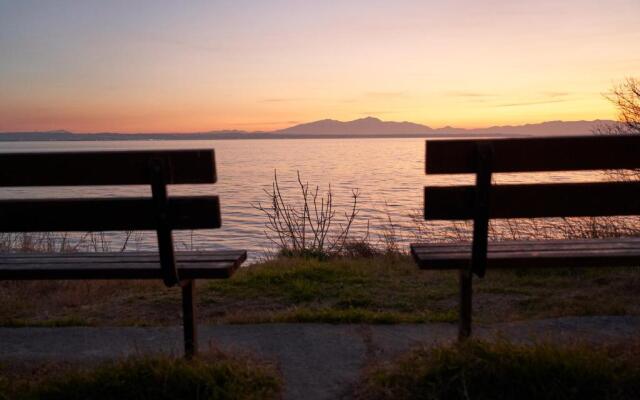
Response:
[[1, 0, 639, 133]]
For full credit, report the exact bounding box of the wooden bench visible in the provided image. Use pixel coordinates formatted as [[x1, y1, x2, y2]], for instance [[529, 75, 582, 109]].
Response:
[[0, 150, 246, 358], [410, 135, 640, 340]]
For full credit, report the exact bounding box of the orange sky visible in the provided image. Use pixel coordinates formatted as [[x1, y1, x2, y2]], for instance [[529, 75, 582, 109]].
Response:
[[1, 0, 639, 133]]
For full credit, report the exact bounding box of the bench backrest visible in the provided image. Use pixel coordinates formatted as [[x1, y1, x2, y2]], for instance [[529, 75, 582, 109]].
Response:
[[422, 135, 640, 276], [0, 149, 220, 286], [424, 135, 640, 220]]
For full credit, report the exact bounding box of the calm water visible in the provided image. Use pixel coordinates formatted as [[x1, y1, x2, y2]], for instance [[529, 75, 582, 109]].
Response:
[[0, 138, 605, 260]]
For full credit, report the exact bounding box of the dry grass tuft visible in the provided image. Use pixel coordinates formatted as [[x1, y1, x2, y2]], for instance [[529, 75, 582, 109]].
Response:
[[356, 340, 640, 400]]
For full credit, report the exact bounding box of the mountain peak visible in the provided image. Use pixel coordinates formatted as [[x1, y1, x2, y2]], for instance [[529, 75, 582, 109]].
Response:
[[274, 116, 432, 135], [354, 116, 382, 122]]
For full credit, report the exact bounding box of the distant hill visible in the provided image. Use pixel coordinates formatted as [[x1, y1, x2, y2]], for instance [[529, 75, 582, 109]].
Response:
[[273, 117, 433, 135], [0, 117, 619, 141], [464, 120, 618, 136], [274, 117, 617, 136]]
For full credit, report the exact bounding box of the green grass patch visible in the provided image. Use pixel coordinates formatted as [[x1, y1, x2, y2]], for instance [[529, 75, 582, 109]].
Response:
[[356, 340, 640, 400], [1, 256, 638, 325], [0, 351, 281, 400], [205, 255, 460, 323]]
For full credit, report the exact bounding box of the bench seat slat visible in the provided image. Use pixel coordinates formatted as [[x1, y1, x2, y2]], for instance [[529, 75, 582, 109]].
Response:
[[412, 237, 640, 252], [411, 238, 640, 269], [0, 251, 244, 262], [0, 250, 246, 280]]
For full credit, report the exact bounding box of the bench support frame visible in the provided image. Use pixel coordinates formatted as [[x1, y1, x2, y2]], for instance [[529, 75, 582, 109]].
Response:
[[460, 144, 494, 340], [150, 159, 180, 287], [181, 280, 198, 358], [459, 269, 473, 340]]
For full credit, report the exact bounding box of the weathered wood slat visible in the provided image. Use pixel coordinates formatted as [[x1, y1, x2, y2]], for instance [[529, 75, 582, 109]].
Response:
[[0, 254, 245, 264], [411, 241, 640, 269], [0, 262, 236, 280], [414, 253, 640, 269], [414, 248, 640, 259], [0, 250, 246, 280], [0, 196, 221, 232], [0, 150, 216, 186], [425, 182, 640, 220], [0, 250, 244, 261], [411, 237, 640, 252], [425, 135, 640, 174]]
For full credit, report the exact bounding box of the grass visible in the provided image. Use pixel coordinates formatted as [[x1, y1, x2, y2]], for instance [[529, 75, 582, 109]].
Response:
[[1, 255, 639, 326], [0, 350, 281, 400], [205, 255, 461, 324], [355, 340, 640, 400]]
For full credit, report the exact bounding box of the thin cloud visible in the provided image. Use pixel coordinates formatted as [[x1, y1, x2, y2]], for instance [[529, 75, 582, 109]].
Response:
[[358, 111, 394, 115], [258, 98, 304, 103], [445, 91, 498, 104], [365, 91, 407, 99], [234, 120, 300, 126], [542, 91, 570, 98], [446, 91, 496, 98], [493, 99, 569, 108], [447, 91, 571, 101]]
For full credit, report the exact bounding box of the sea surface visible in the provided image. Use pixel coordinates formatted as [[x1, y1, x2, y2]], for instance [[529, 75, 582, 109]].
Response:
[[0, 138, 606, 261]]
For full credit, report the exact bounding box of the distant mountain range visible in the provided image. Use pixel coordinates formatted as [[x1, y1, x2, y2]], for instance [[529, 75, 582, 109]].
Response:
[[0, 117, 618, 141], [274, 117, 434, 135]]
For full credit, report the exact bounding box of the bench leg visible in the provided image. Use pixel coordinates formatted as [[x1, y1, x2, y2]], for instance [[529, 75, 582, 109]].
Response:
[[181, 280, 198, 359], [459, 269, 472, 341]]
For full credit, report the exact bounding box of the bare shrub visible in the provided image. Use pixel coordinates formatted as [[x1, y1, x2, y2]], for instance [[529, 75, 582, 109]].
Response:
[[0, 231, 140, 253], [0, 232, 80, 253], [594, 77, 640, 181], [253, 171, 361, 258], [608, 77, 640, 135], [377, 203, 398, 254], [342, 221, 381, 258]]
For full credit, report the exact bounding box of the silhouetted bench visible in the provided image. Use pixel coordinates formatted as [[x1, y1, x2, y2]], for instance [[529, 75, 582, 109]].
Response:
[[0, 150, 246, 357], [410, 135, 640, 340]]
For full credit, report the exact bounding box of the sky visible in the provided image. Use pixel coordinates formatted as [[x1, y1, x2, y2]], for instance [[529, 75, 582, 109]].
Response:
[[1, 0, 639, 133]]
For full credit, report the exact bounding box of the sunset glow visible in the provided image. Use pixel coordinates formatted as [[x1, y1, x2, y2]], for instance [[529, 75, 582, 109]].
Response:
[[1, 0, 639, 132]]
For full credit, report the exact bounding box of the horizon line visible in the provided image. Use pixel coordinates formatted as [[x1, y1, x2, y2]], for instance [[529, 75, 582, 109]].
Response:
[[0, 116, 617, 135]]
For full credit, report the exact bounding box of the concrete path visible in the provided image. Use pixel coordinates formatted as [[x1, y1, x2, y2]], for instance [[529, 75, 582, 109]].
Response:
[[1, 316, 639, 400]]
